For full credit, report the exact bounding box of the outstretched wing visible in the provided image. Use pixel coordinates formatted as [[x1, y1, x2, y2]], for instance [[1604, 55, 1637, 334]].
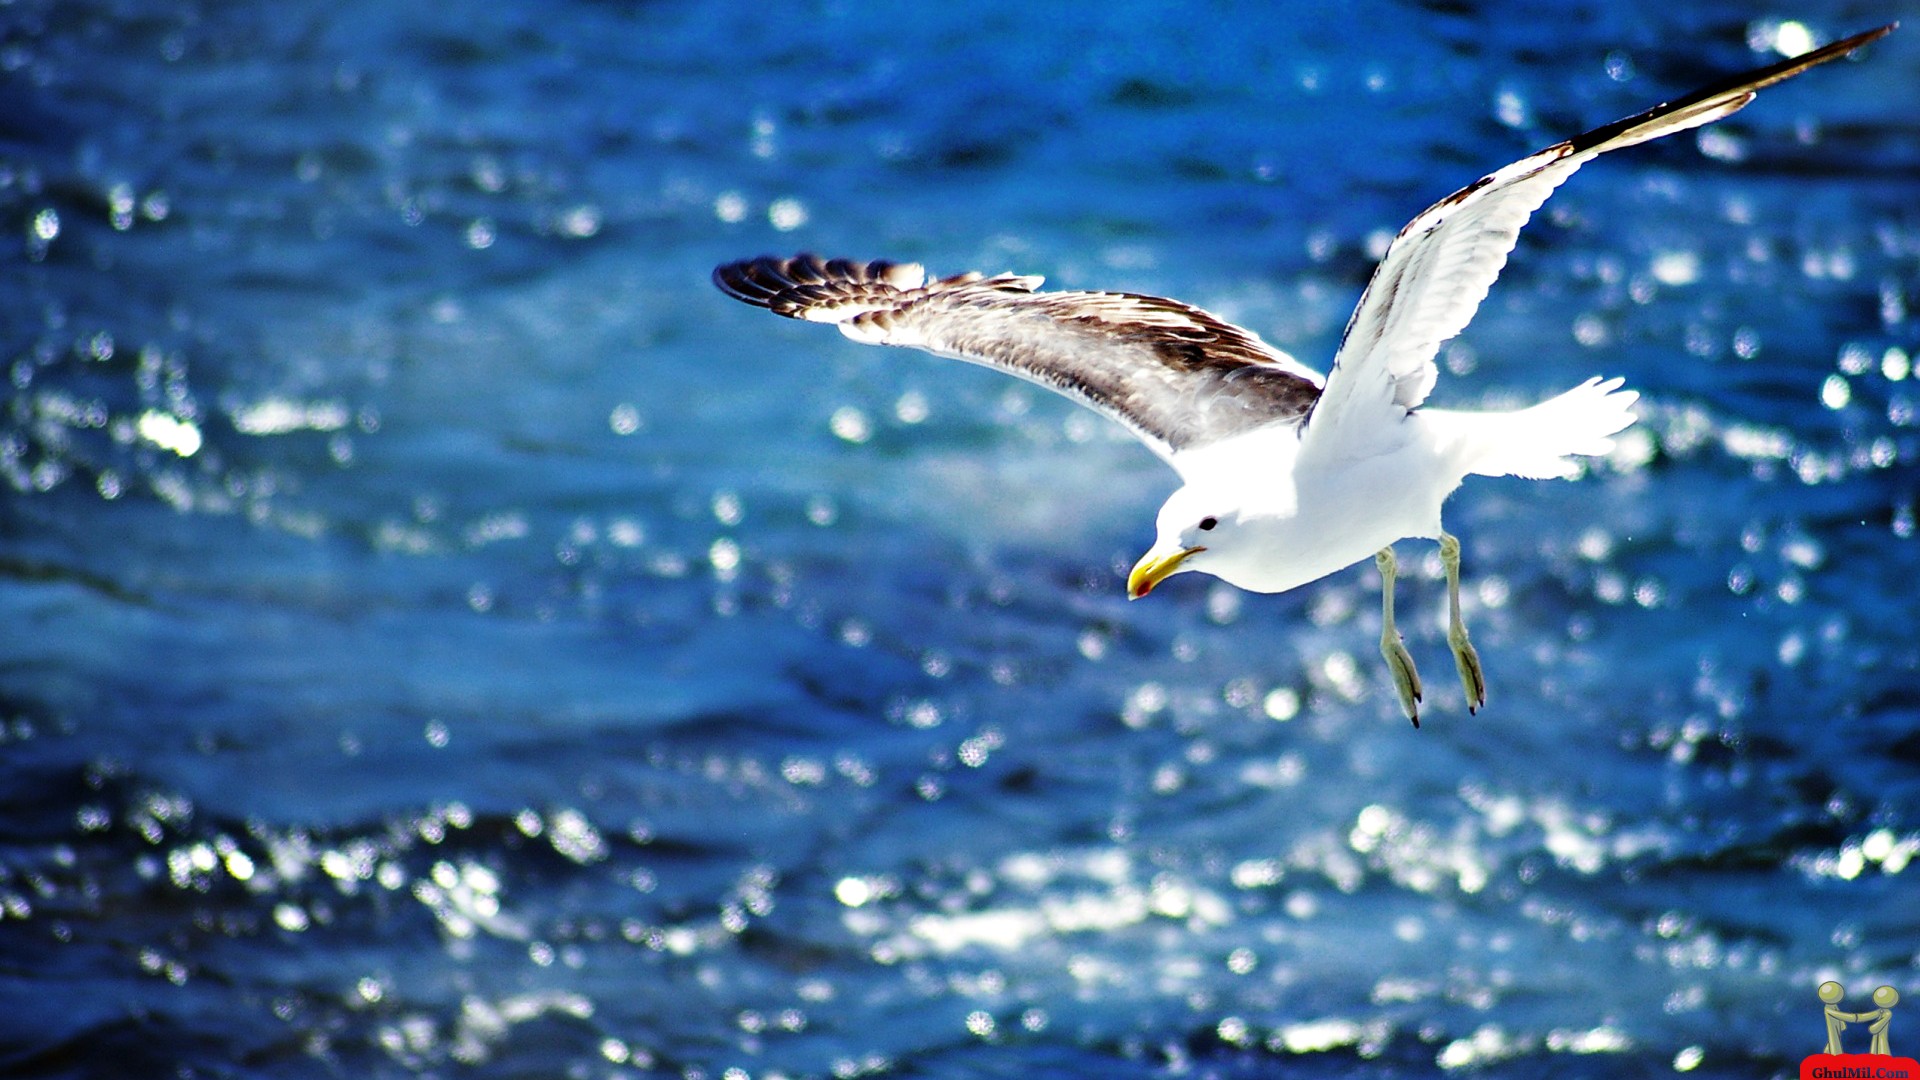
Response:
[[714, 254, 1323, 470], [1304, 24, 1895, 456]]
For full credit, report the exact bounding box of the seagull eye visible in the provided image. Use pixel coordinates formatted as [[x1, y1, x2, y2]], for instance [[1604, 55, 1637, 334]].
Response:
[[1198, 516, 1218, 532]]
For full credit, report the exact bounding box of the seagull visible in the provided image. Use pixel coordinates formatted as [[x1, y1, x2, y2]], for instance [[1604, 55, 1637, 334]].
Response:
[[713, 25, 1893, 726]]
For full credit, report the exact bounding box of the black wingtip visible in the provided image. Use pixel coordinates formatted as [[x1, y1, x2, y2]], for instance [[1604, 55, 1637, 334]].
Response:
[[713, 254, 932, 324], [712, 253, 823, 309], [1560, 23, 1897, 159], [1693, 22, 1897, 101]]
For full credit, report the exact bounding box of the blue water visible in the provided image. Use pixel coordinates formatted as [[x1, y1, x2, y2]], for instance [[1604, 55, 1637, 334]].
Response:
[[2, 3, 1917, 1077]]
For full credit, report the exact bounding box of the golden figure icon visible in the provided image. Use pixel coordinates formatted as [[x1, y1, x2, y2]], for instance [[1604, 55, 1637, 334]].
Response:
[[1820, 981, 1899, 1056]]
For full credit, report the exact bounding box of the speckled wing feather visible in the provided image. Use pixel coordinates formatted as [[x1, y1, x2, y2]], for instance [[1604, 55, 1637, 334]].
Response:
[[1305, 24, 1895, 457], [714, 254, 1323, 467]]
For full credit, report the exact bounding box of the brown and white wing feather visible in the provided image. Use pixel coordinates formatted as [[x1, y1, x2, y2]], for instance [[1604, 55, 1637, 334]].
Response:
[[715, 253, 1322, 468], [1305, 24, 1894, 454]]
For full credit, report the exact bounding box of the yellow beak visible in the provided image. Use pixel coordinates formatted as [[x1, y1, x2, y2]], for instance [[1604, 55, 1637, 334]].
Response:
[[1128, 546, 1204, 599]]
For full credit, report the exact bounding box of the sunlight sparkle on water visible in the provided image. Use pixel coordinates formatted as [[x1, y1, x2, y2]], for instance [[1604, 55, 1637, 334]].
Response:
[[1884, 347, 1911, 381], [136, 410, 202, 457], [1747, 18, 1820, 57], [231, 398, 350, 435], [1649, 250, 1701, 286], [5, 6, 1908, 1077]]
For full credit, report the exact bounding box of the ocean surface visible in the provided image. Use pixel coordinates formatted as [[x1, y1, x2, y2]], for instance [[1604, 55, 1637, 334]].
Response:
[[2, 3, 1918, 1077]]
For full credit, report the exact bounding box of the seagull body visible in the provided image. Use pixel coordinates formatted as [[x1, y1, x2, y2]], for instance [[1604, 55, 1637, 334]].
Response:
[[714, 25, 1893, 724]]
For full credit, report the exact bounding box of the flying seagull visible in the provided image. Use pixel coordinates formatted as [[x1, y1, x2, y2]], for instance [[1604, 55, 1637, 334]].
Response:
[[713, 24, 1894, 726]]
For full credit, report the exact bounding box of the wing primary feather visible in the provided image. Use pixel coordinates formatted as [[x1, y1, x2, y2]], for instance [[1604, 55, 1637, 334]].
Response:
[[713, 254, 1323, 463], [1567, 23, 1894, 156], [1309, 22, 1893, 449], [712, 28, 1895, 468]]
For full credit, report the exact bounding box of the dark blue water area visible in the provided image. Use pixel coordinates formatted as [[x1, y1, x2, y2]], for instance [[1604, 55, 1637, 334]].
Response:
[[2, 1, 1919, 1077]]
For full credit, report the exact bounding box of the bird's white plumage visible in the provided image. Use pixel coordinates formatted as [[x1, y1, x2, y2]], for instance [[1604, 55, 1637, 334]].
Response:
[[715, 254, 1325, 468], [1306, 28, 1887, 464], [712, 24, 1892, 720]]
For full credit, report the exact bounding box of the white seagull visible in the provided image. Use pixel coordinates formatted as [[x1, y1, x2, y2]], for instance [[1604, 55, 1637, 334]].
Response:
[[713, 25, 1893, 725]]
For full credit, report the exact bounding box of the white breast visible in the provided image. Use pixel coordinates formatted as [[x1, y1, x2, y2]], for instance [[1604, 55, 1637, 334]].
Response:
[[1198, 421, 1464, 595]]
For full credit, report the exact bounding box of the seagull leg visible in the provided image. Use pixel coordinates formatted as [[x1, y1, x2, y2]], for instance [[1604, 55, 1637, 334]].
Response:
[[1375, 546, 1422, 727], [1440, 531, 1487, 714]]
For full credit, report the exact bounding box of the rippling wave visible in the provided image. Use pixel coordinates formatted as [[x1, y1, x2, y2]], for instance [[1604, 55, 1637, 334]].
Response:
[[2, 2, 1917, 1077]]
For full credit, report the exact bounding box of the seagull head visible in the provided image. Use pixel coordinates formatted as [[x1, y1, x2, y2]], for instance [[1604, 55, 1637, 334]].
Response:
[[1127, 487, 1236, 599]]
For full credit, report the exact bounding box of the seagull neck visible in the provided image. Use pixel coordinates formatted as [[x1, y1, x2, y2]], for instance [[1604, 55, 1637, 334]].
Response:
[[1171, 425, 1302, 486]]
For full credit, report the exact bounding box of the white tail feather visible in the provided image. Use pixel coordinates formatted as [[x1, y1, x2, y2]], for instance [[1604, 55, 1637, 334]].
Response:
[[1461, 376, 1639, 479]]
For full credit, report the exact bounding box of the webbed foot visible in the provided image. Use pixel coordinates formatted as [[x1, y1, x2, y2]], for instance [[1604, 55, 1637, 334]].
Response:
[[1375, 547, 1423, 727], [1381, 628, 1424, 726], [1440, 531, 1487, 714], [1448, 622, 1486, 715]]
